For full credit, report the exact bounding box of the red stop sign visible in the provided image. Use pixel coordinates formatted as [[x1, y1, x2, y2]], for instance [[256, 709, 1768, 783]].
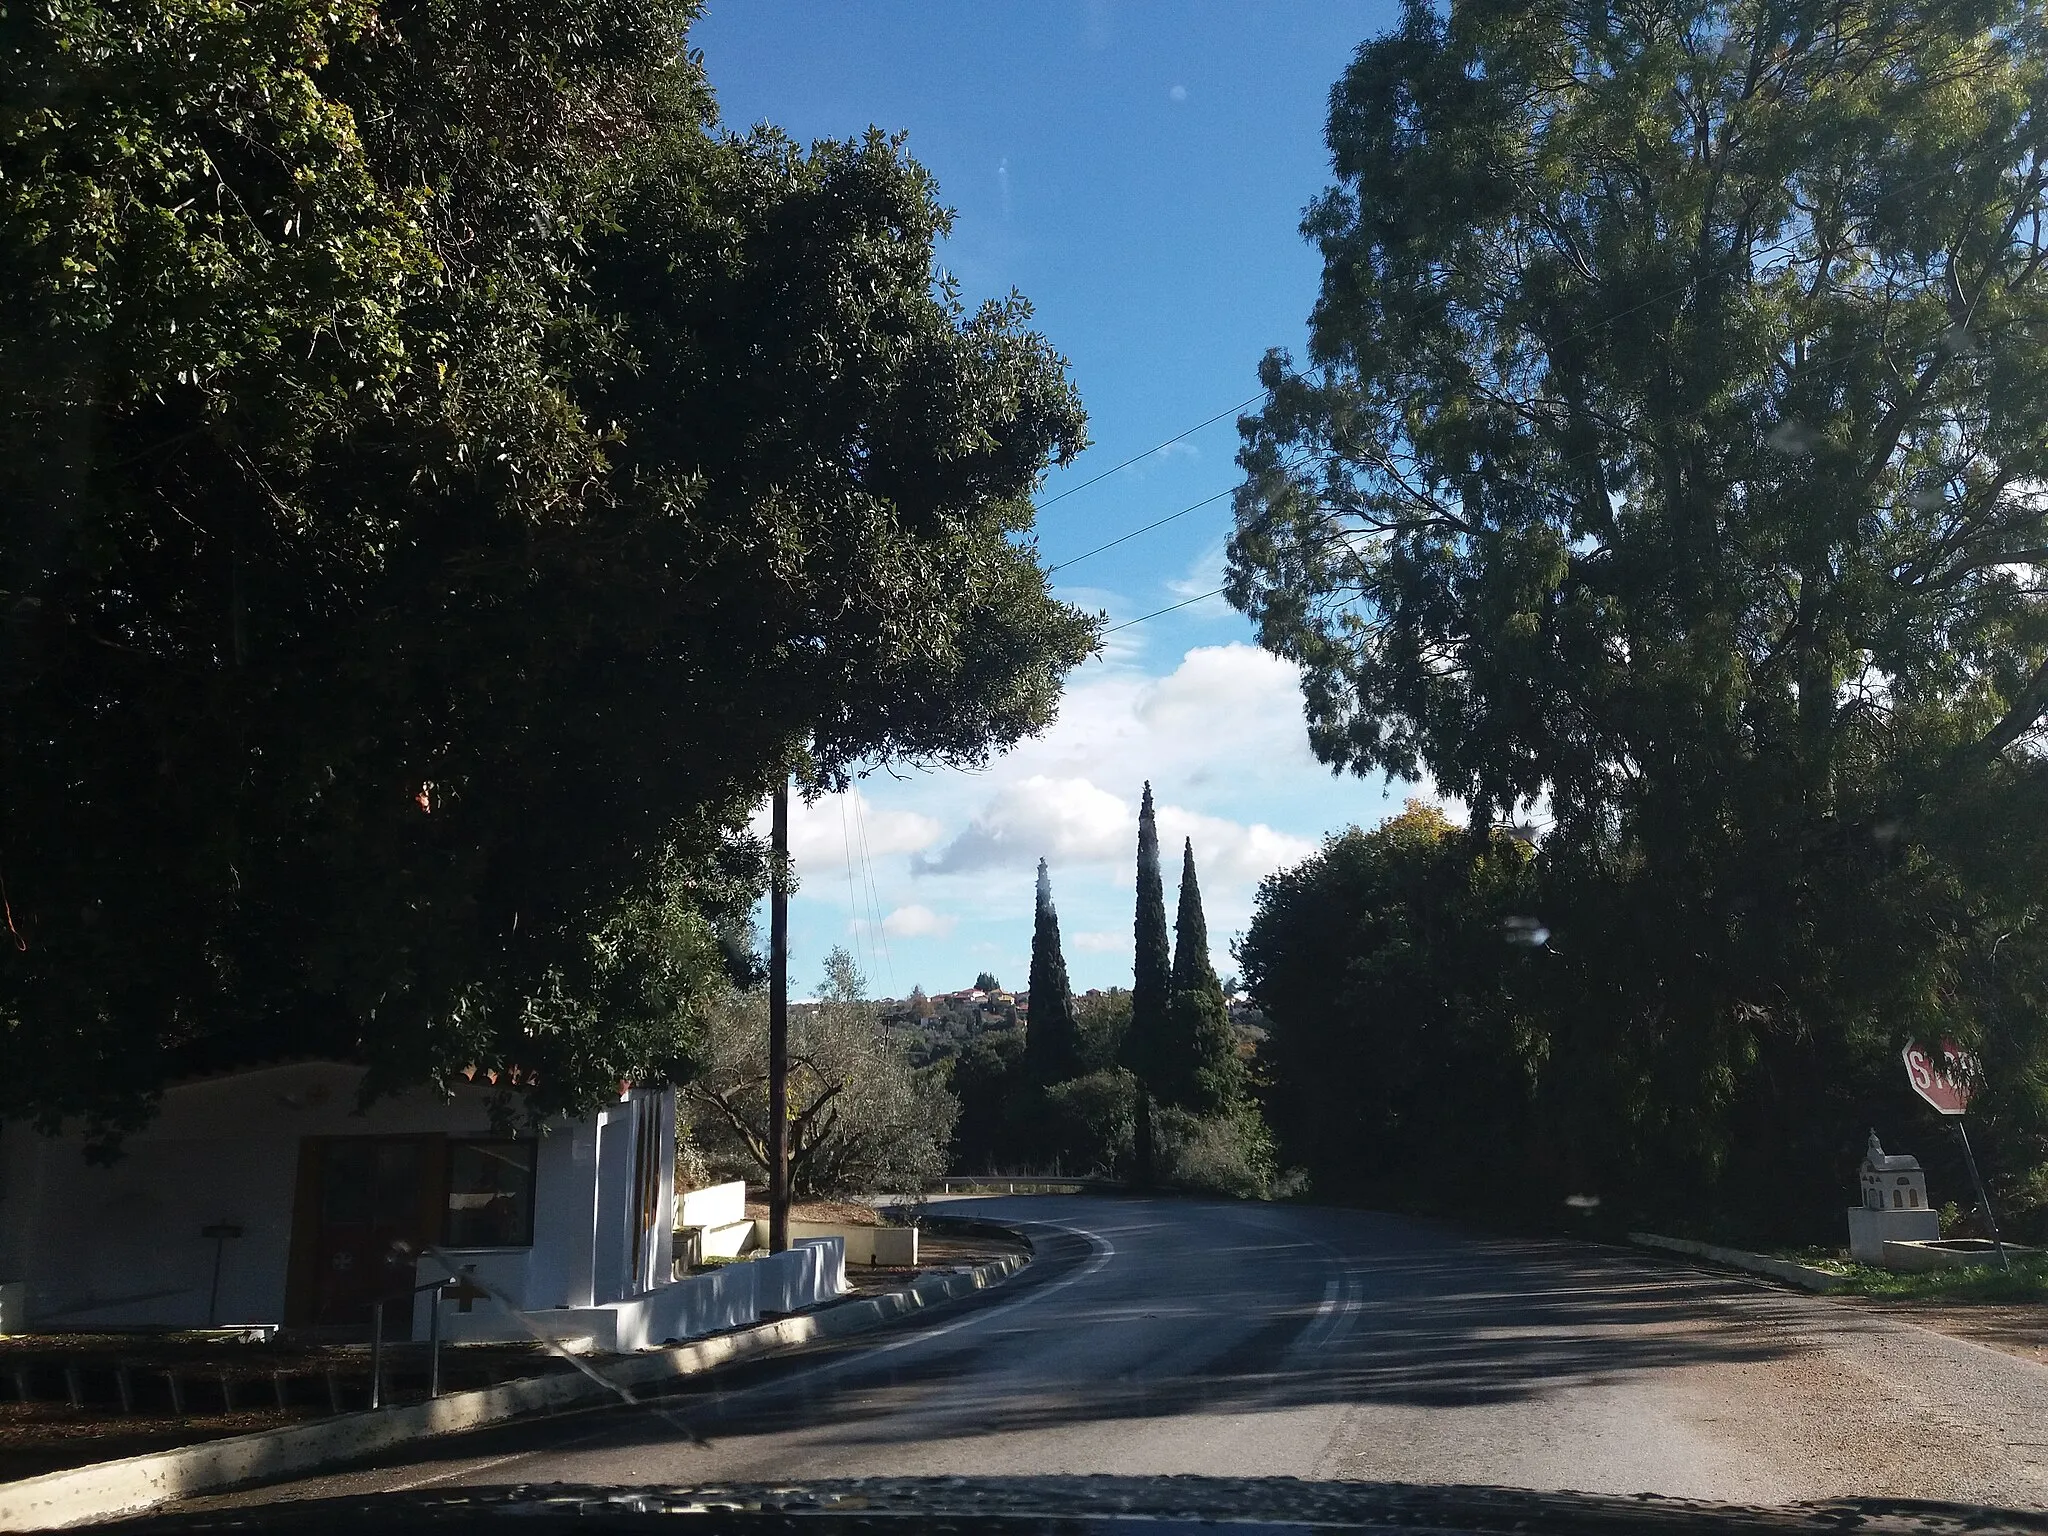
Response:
[[1903, 1041, 1977, 1116]]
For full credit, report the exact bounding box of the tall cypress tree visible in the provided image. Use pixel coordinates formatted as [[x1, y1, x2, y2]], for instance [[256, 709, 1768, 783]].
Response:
[[1024, 857, 1083, 1086], [1124, 781, 1172, 1182], [1170, 838, 1242, 1114]]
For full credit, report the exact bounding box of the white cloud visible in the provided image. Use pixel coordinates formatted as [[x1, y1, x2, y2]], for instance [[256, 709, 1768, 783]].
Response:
[[748, 787, 942, 867], [916, 775, 1128, 874], [775, 639, 1413, 992], [1154, 805, 1315, 890], [1169, 84, 1188, 102], [1072, 930, 1129, 954], [915, 772, 1313, 895], [1163, 536, 1233, 617], [881, 904, 956, 939], [1016, 642, 1320, 790]]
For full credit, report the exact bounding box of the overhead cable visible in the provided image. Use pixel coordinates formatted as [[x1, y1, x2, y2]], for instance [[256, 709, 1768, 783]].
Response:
[[1035, 391, 1267, 512], [1100, 586, 1229, 636], [1047, 487, 1235, 574]]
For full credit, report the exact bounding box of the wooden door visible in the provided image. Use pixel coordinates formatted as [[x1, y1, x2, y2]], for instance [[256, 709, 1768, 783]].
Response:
[[285, 1136, 443, 1328]]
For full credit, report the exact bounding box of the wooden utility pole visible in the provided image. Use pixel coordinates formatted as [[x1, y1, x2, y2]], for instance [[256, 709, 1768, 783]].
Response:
[[768, 780, 791, 1254]]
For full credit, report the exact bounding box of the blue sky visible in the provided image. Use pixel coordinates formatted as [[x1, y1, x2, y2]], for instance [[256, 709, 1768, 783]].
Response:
[[698, 0, 1413, 997]]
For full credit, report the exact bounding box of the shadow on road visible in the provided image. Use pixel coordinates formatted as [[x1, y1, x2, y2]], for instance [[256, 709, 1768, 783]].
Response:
[[288, 1198, 1826, 1480]]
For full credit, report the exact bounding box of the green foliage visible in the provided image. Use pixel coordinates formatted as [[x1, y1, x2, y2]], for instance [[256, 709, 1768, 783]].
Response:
[[944, 822, 1283, 1192], [1075, 988, 1132, 1074], [687, 949, 956, 1197], [1040, 1067, 1139, 1178], [1168, 839, 1243, 1115], [946, 1028, 1027, 1173], [1154, 1101, 1283, 1201], [1233, 0, 2048, 1234], [1824, 1253, 2048, 1304], [1122, 782, 1173, 1179], [1024, 859, 1083, 1087], [0, 0, 1096, 1148], [1241, 803, 1543, 1204], [974, 972, 1001, 995]]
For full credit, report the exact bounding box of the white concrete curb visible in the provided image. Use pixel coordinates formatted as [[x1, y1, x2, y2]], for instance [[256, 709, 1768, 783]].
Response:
[[0, 1248, 1029, 1532], [1629, 1231, 1844, 1292]]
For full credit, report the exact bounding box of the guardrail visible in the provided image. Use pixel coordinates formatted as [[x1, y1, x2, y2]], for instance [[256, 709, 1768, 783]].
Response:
[[927, 1175, 1122, 1194]]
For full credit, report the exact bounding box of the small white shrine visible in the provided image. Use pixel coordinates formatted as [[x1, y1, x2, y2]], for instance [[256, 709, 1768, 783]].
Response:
[[1847, 1131, 1939, 1262]]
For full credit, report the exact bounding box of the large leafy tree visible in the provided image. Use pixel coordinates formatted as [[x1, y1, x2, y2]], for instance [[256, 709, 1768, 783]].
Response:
[[0, 0, 1095, 1148], [1240, 804, 1541, 1203], [688, 948, 956, 1197], [1231, 0, 2048, 1203]]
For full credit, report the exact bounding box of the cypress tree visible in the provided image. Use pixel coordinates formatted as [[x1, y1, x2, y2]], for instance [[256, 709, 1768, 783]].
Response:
[[1124, 781, 1172, 1182], [1170, 838, 1243, 1114], [1024, 858, 1083, 1086]]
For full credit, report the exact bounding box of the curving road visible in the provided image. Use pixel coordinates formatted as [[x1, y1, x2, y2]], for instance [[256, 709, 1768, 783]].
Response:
[[192, 1197, 2048, 1510]]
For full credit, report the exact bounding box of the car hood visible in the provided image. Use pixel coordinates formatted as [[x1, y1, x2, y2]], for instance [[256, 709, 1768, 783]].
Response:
[[106, 1476, 2048, 1536]]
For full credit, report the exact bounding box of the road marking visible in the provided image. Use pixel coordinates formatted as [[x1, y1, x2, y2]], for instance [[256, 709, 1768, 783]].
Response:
[[697, 1220, 1117, 1409], [1302, 1278, 1343, 1349], [1249, 1206, 1361, 1356], [381, 1450, 539, 1493]]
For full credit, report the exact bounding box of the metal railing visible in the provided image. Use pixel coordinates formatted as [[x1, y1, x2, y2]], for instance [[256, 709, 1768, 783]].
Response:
[[928, 1174, 1122, 1194], [367, 1271, 472, 1409]]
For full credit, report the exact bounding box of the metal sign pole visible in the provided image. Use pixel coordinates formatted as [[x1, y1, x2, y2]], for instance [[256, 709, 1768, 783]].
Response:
[[427, 1284, 443, 1400], [769, 779, 790, 1255], [369, 1299, 384, 1410], [1953, 1119, 2011, 1273]]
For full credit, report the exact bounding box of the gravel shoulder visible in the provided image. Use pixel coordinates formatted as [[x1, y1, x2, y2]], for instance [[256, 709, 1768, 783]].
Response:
[[1843, 1298, 2048, 1368]]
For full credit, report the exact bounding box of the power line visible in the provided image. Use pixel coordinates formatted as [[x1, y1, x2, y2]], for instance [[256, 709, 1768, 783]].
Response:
[[1101, 586, 1229, 636], [1036, 391, 1266, 511], [851, 789, 897, 995], [838, 793, 871, 982], [1047, 487, 1236, 574]]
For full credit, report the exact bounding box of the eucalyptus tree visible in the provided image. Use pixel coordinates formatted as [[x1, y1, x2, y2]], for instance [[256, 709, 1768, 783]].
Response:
[[1229, 0, 2048, 1189]]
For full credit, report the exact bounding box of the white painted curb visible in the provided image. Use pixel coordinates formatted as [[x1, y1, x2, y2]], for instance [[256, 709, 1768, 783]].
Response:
[[1629, 1231, 1843, 1292], [0, 1249, 1029, 1532]]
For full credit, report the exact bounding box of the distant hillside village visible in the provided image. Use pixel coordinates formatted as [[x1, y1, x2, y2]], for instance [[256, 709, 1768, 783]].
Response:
[[880, 984, 1033, 1070], [785, 980, 1267, 1074]]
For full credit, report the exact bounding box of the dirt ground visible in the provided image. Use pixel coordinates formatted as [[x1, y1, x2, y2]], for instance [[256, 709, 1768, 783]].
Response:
[[0, 1340, 576, 1483], [743, 1198, 885, 1226], [835, 1230, 1030, 1297], [1849, 1298, 2048, 1368], [0, 1226, 1030, 1483]]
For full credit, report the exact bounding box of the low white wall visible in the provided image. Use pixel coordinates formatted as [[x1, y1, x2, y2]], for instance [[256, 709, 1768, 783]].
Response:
[[697, 1219, 756, 1260], [1846, 1205, 1939, 1263], [751, 1219, 915, 1267], [678, 1181, 746, 1230], [439, 1236, 846, 1351]]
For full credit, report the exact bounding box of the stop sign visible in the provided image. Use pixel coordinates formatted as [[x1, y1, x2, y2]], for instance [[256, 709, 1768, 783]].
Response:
[[1903, 1041, 1977, 1116]]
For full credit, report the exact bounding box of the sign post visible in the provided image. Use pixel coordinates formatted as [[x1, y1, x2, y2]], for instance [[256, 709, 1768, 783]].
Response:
[[1902, 1042, 2009, 1272]]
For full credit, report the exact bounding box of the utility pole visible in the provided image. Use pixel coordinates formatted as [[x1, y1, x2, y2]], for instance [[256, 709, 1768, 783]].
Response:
[[768, 779, 790, 1255]]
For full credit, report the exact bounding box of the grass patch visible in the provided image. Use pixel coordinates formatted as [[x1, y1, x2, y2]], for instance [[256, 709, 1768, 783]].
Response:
[[1819, 1251, 2048, 1303]]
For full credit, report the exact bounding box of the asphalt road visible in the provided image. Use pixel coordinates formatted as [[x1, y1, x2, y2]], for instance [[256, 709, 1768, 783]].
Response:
[[192, 1196, 2048, 1510]]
